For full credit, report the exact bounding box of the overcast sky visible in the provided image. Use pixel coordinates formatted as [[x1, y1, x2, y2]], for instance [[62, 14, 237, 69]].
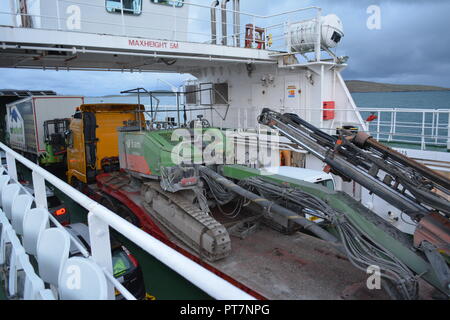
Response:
[[0, 0, 448, 96]]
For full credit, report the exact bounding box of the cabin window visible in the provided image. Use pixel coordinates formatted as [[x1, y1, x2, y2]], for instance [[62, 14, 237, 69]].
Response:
[[150, 0, 184, 8], [317, 179, 335, 191], [331, 31, 342, 44], [213, 83, 229, 105], [106, 0, 143, 15], [185, 85, 199, 105]]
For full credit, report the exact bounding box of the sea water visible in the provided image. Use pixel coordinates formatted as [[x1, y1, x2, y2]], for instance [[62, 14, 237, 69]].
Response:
[[352, 91, 450, 110], [353, 91, 450, 147]]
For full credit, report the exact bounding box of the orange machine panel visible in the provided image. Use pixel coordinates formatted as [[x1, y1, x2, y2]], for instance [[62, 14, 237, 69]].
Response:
[[323, 101, 336, 121]]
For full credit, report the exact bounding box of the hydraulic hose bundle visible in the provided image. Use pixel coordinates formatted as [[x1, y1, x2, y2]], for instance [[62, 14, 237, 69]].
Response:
[[240, 177, 419, 300], [200, 165, 418, 299]]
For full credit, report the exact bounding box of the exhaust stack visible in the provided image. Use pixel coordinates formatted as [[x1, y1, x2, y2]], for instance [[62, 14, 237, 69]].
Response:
[[210, 0, 220, 44], [221, 0, 230, 45]]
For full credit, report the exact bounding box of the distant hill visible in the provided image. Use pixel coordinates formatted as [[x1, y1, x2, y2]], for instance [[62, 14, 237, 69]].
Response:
[[345, 80, 450, 93]]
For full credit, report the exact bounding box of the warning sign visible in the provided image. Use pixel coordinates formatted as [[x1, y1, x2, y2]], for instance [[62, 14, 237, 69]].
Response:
[[287, 85, 297, 98]]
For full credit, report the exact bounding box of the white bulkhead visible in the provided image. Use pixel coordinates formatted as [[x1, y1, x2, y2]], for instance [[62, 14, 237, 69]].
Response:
[[9, 0, 190, 41], [190, 63, 364, 134]]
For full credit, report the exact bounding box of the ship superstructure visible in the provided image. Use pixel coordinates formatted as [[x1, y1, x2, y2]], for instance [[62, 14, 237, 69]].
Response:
[[0, 0, 449, 301]]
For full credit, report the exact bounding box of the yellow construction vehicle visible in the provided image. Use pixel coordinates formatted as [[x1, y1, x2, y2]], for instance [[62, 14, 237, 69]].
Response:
[[66, 104, 144, 186]]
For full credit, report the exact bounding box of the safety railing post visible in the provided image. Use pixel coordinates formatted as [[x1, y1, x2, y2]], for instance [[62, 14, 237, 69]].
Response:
[[88, 212, 115, 300], [235, 2, 241, 47], [252, 16, 256, 49], [264, 26, 267, 49], [435, 112, 440, 145], [32, 170, 47, 209], [10, 0, 17, 27], [5, 153, 17, 182], [120, 0, 125, 35], [315, 9, 322, 62], [376, 111, 381, 141], [173, 1, 177, 41], [431, 111, 436, 143], [56, 0, 61, 30], [393, 109, 398, 137], [286, 20, 291, 54], [388, 111, 394, 142], [421, 111, 426, 150], [447, 111, 450, 151]]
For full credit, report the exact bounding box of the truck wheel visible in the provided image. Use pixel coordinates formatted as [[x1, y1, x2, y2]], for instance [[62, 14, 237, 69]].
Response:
[[99, 195, 118, 213], [116, 203, 142, 228], [70, 177, 84, 192], [99, 194, 141, 228]]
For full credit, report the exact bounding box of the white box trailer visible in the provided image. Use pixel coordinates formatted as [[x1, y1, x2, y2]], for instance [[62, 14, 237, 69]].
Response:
[[6, 96, 84, 157]]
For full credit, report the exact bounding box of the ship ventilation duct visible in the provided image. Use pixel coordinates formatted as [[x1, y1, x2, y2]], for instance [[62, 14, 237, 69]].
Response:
[[221, 0, 230, 45], [233, 0, 240, 47], [210, 0, 220, 44]]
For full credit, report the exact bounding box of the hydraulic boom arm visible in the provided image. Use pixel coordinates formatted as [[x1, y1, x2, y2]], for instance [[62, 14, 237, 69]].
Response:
[[258, 108, 450, 295], [257, 108, 450, 221]]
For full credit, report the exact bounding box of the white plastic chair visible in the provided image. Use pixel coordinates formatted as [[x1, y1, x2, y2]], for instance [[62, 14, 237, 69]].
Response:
[[37, 228, 71, 287], [6, 227, 27, 298], [0, 208, 8, 226], [22, 208, 49, 256], [0, 213, 13, 267], [37, 289, 56, 300], [0, 218, 53, 301], [23, 273, 46, 300], [11, 194, 34, 236], [20, 254, 46, 300], [0, 175, 11, 206], [58, 257, 108, 300], [2, 183, 21, 220]]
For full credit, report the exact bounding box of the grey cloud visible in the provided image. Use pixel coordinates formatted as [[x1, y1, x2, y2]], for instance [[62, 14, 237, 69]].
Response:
[[298, 0, 450, 86]]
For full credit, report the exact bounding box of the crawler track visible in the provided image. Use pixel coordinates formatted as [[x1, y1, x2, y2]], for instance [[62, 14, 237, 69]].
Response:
[[142, 181, 232, 262]]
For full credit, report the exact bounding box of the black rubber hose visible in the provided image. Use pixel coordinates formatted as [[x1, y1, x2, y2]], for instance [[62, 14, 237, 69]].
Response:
[[199, 166, 344, 250]]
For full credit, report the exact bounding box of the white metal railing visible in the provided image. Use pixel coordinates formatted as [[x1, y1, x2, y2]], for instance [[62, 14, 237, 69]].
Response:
[[277, 107, 450, 152], [359, 108, 450, 151], [225, 106, 449, 153], [0, 142, 255, 300], [0, 0, 323, 58]]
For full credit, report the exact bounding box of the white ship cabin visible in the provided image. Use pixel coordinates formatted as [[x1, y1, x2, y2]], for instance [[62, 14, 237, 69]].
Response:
[[0, 0, 364, 132]]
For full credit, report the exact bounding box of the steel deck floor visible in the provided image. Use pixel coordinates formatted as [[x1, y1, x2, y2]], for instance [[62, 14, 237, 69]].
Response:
[[150, 211, 390, 300], [211, 226, 390, 300]]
